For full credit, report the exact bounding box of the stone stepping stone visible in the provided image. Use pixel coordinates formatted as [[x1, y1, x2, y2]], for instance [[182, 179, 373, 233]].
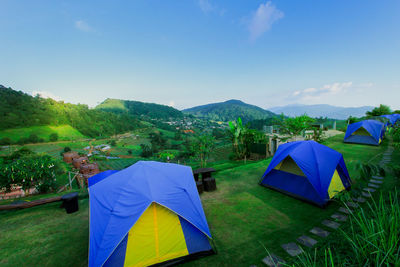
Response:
[[322, 219, 340, 229], [346, 201, 359, 208], [262, 254, 286, 266], [372, 176, 384, 180], [370, 179, 383, 184], [338, 207, 352, 214], [363, 188, 376, 193], [362, 191, 372, 198], [353, 197, 366, 203], [281, 242, 303, 257], [331, 213, 348, 222], [310, 227, 330, 237], [368, 183, 380, 189], [296, 235, 317, 248]]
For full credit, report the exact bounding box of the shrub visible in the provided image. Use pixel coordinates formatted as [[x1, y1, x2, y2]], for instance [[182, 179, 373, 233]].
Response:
[[0, 137, 12, 145], [0, 154, 63, 193], [140, 144, 153, 158], [28, 133, 39, 143], [64, 147, 71, 152], [49, 132, 58, 142], [127, 149, 133, 155]]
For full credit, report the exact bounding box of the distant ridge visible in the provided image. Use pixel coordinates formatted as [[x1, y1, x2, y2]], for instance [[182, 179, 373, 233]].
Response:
[[182, 99, 277, 122], [95, 98, 183, 120], [269, 104, 374, 120]]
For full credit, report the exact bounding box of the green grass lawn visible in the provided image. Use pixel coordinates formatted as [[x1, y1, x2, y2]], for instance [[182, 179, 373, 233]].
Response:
[[0, 125, 86, 143], [0, 134, 394, 267]]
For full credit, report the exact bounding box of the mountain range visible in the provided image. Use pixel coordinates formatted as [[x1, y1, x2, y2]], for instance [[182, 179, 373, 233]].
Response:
[[182, 99, 276, 122], [269, 104, 374, 120]]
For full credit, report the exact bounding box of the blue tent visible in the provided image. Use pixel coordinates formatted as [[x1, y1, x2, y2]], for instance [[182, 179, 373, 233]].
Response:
[[260, 141, 351, 207], [88, 170, 119, 187], [88, 161, 213, 267], [380, 114, 398, 126], [344, 120, 385, 146]]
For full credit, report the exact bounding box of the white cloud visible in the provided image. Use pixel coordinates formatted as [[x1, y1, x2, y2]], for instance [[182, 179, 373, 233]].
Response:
[[168, 101, 175, 107], [198, 0, 214, 13], [75, 20, 93, 32], [248, 1, 284, 41], [31, 91, 63, 101], [289, 82, 353, 102]]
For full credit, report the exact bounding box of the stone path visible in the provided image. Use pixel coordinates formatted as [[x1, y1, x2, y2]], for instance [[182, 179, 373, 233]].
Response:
[[368, 183, 380, 188], [346, 201, 359, 208], [262, 254, 286, 267], [296, 235, 317, 248], [281, 243, 303, 257], [260, 141, 393, 266], [331, 213, 348, 222], [363, 188, 376, 193], [310, 227, 330, 237], [322, 219, 340, 229], [338, 207, 352, 214], [353, 197, 366, 203]]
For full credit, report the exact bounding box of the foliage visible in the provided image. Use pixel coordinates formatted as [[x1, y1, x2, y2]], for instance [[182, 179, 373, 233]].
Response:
[[293, 191, 400, 266], [0, 154, 63, 193], [158, 151, 176, 162], [183, 99, 276, 122], [277, 114, 315, 140], [0, 86, 142, 137], [95, 98, 183, 120], [366, 104, 392, 117], [149, 132, 167, 153], [140, 144, 153, 158], [64, 147, 71, 152], [0, 137, 12, 145], [191, 135, 216, 167], [228, 117, 264, 161], [49, 132, 58, 142], [355, 162, 383, 181]]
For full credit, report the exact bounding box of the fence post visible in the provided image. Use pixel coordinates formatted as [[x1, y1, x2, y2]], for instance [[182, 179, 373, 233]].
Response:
[[68, 172, 72, 190]]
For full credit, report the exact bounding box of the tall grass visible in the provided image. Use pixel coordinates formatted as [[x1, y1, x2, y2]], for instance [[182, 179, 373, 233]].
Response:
[[290, 190, 400, 266]]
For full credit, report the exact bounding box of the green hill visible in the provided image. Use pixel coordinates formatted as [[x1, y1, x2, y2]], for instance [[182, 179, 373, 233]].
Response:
[[0, 86, 142, 138], [0, 125, 85, 143], [96, 98, 183, 120], [182, 99, 277, 122]]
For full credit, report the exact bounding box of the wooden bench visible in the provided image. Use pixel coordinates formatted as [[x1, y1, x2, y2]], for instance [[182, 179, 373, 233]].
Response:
[[193, 168, 217, 193]]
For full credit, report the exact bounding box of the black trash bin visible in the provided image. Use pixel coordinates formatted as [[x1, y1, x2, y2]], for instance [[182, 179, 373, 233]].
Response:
[[61, 192, 79, 214]]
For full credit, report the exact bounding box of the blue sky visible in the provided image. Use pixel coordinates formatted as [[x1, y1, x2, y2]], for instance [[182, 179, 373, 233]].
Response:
[[1, 0, 399, 110]]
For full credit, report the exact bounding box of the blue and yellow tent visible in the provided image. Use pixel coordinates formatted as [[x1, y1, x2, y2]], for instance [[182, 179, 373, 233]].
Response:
[[88, 161, 214, 267], [344, 120, 385, 146], [260, 140, 351, 207]]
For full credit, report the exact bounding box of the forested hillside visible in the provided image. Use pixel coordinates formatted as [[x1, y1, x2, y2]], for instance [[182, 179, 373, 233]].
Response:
[[96, 98, 183, 120], [0, 86, 142, 137], [183, 99, 277, 122]]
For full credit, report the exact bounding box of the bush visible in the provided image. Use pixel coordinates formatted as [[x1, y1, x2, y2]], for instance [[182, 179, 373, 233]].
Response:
[[64, 147, 71, 152], [127, 149, 133, 155], [28, 133, 39, 143], [0, 154, 63, 193], [110, 140, 117, 147], [140, 144, 153, 158], [0, 137, 12, 145], [49, 133, 58, 142]]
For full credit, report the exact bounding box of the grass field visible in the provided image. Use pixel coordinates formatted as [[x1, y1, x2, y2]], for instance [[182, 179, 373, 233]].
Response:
[[0, 125, 86, 143], [0, 134, 396, 267]]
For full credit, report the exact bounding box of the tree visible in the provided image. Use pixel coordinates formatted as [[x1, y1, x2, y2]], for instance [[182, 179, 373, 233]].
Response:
[[49, 133, 58, 142], [228, 117, 264, 162], [192, 135, 216, 167], [278, 114, 315, 140], [140, 144, 153, 158], [366, 104, 392, 117]]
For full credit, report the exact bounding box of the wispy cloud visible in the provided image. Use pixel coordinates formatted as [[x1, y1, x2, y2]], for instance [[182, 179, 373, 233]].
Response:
[[248, 1, 284, 42], [198, 0, 214, 13], [75, 20, 93, 32], [197, 0, 226, 16], [290, 82, 353, 102], [31, 91, 63, 101]]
